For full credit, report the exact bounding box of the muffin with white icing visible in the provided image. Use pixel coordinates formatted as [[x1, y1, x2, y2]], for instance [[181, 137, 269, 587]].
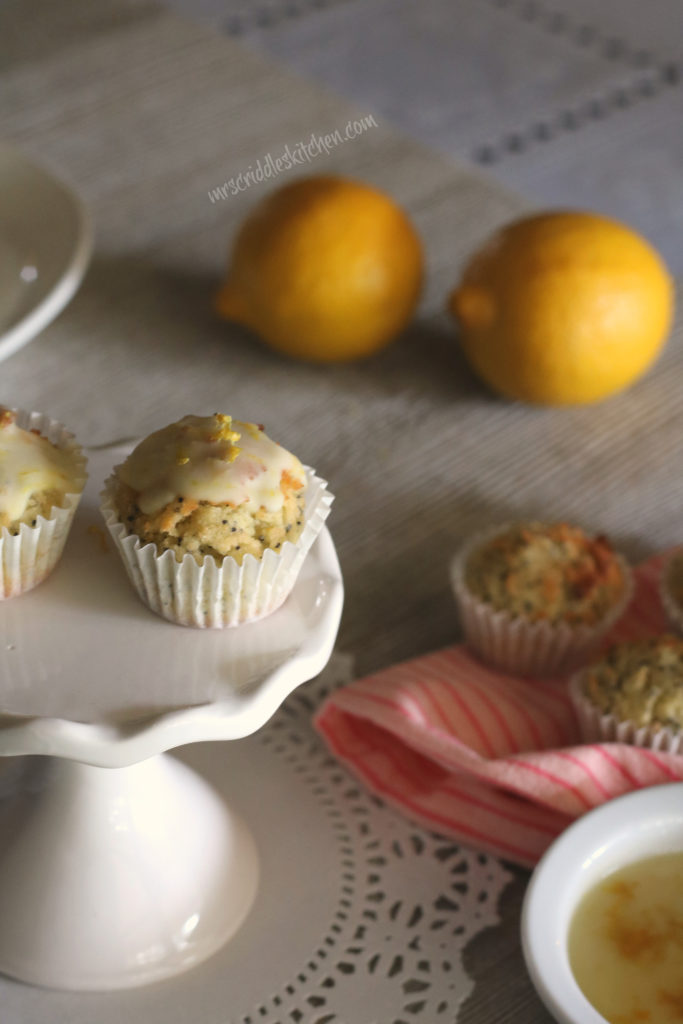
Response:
[[570, 636, 683, 752], [0, 405, 87, 598], [100, 413, 333, 627]]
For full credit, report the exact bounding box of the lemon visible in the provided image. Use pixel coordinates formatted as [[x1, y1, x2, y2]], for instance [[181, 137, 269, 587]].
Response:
[[216, 175, 423, 362], [449, 211, 674, 405]]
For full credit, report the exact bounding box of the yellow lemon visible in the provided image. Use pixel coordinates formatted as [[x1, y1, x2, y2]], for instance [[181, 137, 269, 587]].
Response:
[[449, 211, 674, 405], [216, 175, 423, 362]]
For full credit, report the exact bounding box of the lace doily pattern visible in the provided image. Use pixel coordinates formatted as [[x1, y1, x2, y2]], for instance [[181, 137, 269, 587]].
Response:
[[241, 662, 513, 1023]]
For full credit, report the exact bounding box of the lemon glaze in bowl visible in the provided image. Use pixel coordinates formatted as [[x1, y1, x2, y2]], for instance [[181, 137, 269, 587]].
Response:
[[521, 784, 683, 1024]]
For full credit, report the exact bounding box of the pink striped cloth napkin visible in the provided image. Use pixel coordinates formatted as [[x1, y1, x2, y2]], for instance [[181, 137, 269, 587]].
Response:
[[315, 552, 683, 867]]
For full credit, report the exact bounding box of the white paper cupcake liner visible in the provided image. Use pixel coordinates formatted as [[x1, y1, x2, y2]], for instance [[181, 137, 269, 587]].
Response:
[[659, 548, 683, 636], [0, 408, 87, 600], [100, 467, 333, 628], [450, 523, 634, 678], [569, 671, 683, 754]]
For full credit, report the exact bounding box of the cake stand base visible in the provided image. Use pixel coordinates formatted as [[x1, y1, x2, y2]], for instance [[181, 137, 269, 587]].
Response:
[[0, 753, 259, 991]]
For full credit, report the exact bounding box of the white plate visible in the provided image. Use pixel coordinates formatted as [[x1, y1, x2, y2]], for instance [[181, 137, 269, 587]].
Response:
[[0, 444, 344, 766], [0, 145, 92, 362]]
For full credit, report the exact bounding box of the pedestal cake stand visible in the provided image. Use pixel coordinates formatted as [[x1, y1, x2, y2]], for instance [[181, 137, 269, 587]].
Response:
[[0, 444, 343, 991]]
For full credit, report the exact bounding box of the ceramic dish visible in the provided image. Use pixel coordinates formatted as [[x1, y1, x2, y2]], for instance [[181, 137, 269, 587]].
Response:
[[521, 783, 683, 1024], [0, 144, 92, 362]]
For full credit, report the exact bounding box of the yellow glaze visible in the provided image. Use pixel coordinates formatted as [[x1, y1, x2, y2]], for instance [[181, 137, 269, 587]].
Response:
[[569, 851, 683, 1024]]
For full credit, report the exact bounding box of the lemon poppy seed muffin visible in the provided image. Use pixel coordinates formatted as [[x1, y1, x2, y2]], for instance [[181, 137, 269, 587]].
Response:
[[101, 413, 333, 628], [464, 522, 627, 627], [0, 407, 84, 533], [110, 414, 306, 565], [0, 405, 87, 598], [581, 637, 683, 731], [451, 521, 633, 676], [571, 637, 683, 751]]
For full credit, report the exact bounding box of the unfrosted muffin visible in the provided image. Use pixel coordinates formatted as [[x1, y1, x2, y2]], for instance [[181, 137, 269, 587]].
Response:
[[570, 636, 683, 751], [660, 549, 683, 635], [464, 523, 626, 626], [101, 413, 333, 627], [0, 405, 87, 598], [451, 522, 633, 676]]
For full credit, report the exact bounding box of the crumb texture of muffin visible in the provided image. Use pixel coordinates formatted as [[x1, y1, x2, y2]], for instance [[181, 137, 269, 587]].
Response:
[[0, 407, 83, 533], [581, 637, 683, 733], [464, 522, 626, 625], [111, 414, 306, 564]]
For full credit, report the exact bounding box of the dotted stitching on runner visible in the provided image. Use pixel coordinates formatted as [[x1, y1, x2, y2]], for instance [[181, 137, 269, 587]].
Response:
[[220, 0, 681, 166], [489, 0, 661, 69], [223, 0, 354, 36], [473, 64, 680, 165], [243, 676, 504, 1024], [474, 0, 682, 164]]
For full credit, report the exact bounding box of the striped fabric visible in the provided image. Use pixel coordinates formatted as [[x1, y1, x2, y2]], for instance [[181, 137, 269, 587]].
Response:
[[315, 552, 683, 867]]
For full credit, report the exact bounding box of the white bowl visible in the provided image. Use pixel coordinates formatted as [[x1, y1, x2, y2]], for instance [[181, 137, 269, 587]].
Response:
[[521, 783, 683, 1024]]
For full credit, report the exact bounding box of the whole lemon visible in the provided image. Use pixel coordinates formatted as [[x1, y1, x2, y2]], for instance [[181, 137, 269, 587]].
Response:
[[449, 211, 674, 405], [216, 176, 423, 362]]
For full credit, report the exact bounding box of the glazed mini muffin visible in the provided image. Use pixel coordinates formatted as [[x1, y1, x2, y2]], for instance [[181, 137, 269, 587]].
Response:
[[451, 522, 633, 676], [570, 636, 683, 752], [660, 548, 683, 635], [101, 413, 333, 627], [111, 414, 306, 564], [0, 405, 87, 598]]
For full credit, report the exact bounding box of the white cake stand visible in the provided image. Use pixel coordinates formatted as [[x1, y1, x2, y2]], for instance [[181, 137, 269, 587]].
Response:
[[0, 445, 343, 992]]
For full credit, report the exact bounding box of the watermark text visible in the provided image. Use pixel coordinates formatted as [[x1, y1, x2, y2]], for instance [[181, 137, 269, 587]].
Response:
[[208, 115, 378, 203]]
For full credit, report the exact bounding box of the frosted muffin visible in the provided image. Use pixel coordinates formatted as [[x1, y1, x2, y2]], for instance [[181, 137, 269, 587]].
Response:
[[570, 636, 683, 752], [451, 522, 633, 676], [0, 406, 87, 598], [111, 414, 306, 564], [660, 549, 683, 636], [101, 413, 333, 627]]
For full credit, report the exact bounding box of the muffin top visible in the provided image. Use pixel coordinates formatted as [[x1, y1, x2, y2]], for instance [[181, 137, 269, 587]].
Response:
[[581, 636, 683, 731], [666, 550, 683, 609], [464, 522, 626, 625], [0, 407, 83, 530], [117, 414, 305, 515]]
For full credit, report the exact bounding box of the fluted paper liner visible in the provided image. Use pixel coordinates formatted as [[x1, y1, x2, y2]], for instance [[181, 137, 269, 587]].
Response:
[[0, 408, 87, 599], [659, 548, 683, 636], [100, 468, 333, 628], [569, 670, 683, 754], [450, 523, 634, 677]]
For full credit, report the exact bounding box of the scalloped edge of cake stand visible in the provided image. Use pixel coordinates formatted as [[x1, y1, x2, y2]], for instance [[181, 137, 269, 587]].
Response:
[[0, 527, 343, 768]]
